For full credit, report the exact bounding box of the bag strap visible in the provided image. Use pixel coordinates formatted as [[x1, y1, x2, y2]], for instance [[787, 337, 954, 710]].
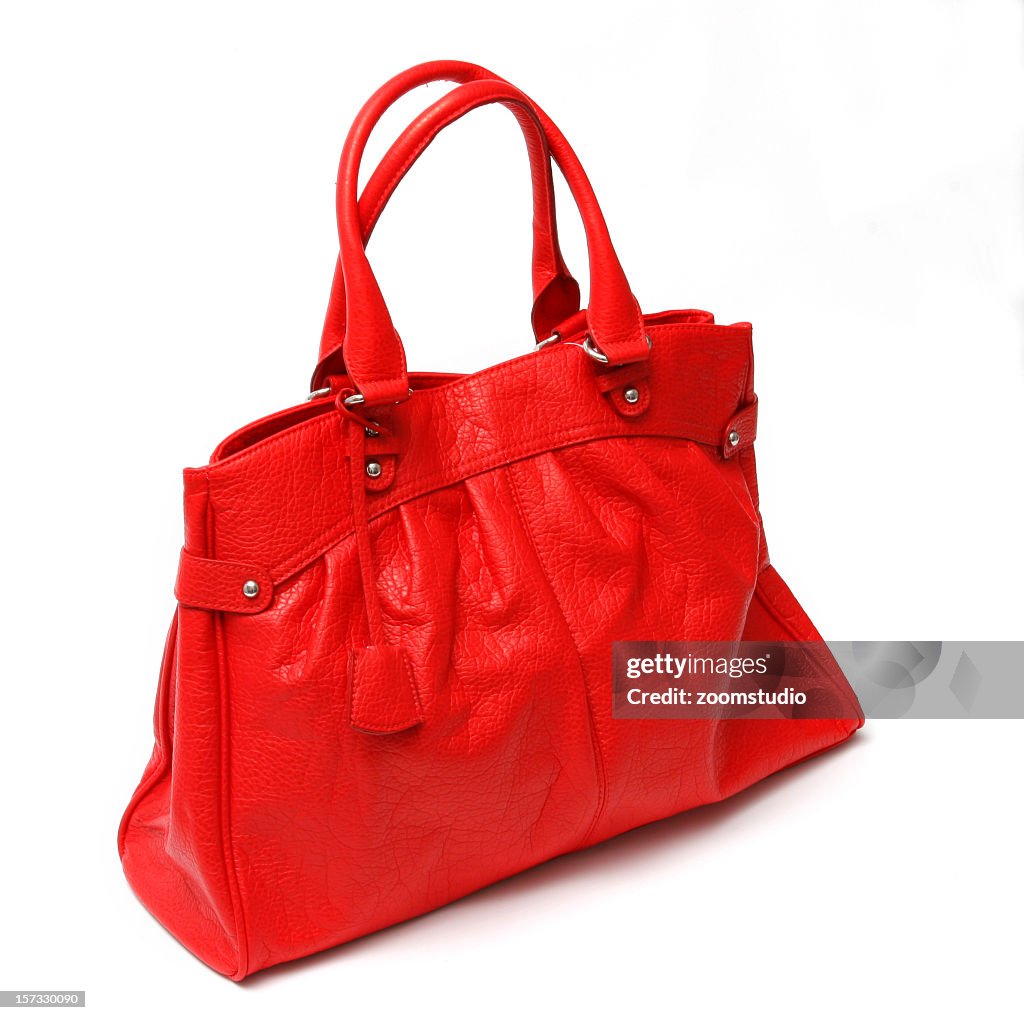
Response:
[[312, 60, 581, 390], [336, 77, 649, 407]]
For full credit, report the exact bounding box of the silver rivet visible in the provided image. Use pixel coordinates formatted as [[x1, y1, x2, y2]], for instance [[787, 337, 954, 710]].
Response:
[[364, 425, 379, 438], [242, 580, 260, 599], [728, 430, 741, 447], [365, 461, 383, 479], [623, 387, 640, 405]]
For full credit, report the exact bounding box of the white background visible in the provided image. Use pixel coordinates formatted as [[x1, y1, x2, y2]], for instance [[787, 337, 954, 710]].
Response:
[[1, 1, 1022, 1017]]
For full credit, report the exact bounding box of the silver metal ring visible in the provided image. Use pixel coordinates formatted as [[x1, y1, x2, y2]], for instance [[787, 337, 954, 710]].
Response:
[[306, 386, 332, 402], [582, 336, 609, 363]]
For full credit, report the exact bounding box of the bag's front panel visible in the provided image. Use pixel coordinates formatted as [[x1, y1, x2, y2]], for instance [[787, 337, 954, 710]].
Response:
[[222, 471, 604, 972], [216, 415, 804, 969]]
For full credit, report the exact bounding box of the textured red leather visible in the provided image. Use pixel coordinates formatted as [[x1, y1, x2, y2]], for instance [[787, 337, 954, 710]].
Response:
[[174, 548, 273, 614], [119, 63, 864, 980]]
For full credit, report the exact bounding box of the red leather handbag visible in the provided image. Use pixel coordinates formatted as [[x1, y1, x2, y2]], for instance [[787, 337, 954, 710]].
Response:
[[119, 61, 863, 979]]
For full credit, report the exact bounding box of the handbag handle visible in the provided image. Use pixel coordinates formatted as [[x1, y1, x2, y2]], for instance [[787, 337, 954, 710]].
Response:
[[313, 60, 581, 390], [337, 76, 649, 407]]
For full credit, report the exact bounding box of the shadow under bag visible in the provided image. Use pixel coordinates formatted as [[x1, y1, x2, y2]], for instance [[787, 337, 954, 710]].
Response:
[[118, 60, 864, 979]]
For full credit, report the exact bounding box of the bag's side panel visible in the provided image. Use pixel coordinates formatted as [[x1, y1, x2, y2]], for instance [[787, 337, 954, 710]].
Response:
[[220, 472, 603, 976], [119, 471, 245, 979], [701, 564, 863, 799], [700, 361, 863, 801]]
